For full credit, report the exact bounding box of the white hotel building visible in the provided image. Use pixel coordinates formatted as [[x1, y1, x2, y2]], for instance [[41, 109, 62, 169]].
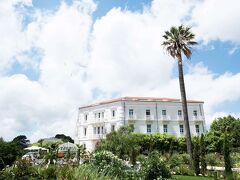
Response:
[[76, 97, 206, 151]]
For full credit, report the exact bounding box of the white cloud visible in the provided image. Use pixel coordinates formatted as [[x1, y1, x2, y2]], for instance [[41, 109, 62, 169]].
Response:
[[0, 0, 240, 142], [190, 0, 240, 44]]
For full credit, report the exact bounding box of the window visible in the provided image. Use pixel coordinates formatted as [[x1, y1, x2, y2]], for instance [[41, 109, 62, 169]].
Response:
[[101, 126, 104, 134], [112, 110, 115, 117], [178, 110, 182, 116], [97, 127, 100, 134], [94, 113, 97, 119], [162, 110, 166, 116], [195, 124, 200, 134], [93, 127, 96, 134], [84, 127, 87, 136], [98, 113, 101, 119], [146, 109, 151, 116], [147, 124, 151, 133], [111, 125, 115, 132], [193, 110, 197, 116], [85, 114, 88, 121], [179, 125, 184, 134], [101, 112, 104, 118], [163, 124, 168, 133], [129, 109, 134, 118]]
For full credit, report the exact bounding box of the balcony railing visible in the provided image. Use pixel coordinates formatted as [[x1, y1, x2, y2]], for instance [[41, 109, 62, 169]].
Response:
[[192, 115, 204, 121], [160, 115, 170, 121], [146, 115, 154, 120], [128, 115, 137, 120], [177, 115, 183, 121]]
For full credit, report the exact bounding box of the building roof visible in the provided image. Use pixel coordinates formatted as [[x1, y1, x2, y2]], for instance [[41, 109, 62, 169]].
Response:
[[79, 96, 204, 109]]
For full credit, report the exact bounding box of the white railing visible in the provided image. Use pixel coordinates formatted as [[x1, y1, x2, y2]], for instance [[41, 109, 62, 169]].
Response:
[[160, 115, 170, 121], [177, 115, 183, 121], [92, 133, 106, 139], [128, 114, 137, 120], [146, 115, 155, 120], [192, 115, 204, 121]]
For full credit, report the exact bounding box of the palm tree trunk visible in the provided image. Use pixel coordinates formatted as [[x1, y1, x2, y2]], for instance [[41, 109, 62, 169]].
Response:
[[178, 60, 193, 165]]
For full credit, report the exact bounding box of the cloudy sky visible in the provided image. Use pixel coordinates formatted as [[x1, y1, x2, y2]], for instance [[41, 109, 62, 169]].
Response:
[[1, 0, 240, 142]]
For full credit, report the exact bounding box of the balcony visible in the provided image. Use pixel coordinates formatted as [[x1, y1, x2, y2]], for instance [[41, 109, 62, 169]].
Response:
[[160, 115, 171, 121], [92, 134, 106, 140], [145, 115, 155, 123], [192, 115, 204, 121], [177, 115, 184, 121], [128, 115, 137, 123]]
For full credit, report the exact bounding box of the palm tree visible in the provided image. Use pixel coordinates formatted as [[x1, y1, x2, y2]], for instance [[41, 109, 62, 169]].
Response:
[[162, 25, 197, 164]]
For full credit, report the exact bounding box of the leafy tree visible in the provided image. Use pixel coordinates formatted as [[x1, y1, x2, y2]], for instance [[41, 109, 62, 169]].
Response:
[[199, 134, 207, 176], [0, 140, 23, 170], [12, 135, 30, 149], [206, 115, 240, 152], [223, 132, 233, 179], [162, 25, 198, 165], [55, 134, 74, 143], [97, 125, 135, 160], [193, 136, 200, 175]]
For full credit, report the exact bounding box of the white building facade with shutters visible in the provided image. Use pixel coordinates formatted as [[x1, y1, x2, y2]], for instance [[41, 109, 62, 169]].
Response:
[[76, 97, 206, 151]]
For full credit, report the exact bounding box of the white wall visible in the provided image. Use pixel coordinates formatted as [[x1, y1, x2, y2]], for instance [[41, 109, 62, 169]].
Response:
[[76, 100, 206, 151]]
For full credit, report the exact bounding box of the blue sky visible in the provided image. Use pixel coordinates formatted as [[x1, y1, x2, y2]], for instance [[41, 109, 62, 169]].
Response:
[[0, 0, 240, 141]]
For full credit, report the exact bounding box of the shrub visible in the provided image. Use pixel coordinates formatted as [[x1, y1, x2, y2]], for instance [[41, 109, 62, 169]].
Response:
[[206, 153, 218, 166], [91, 150, 129, 178], [72, 164, 115, 180], [38, 165, 57, 179], [140, 151, 171, 180], [168, 153, 194, 176]]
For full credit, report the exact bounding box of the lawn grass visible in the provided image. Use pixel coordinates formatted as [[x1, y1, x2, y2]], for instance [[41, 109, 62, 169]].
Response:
[[173, 175, 214, 180]]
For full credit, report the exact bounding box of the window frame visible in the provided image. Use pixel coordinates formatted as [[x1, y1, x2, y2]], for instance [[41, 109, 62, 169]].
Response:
[[147, 124, 151, 133], [179, 124, 184, 134], [163, 124, 168, 133]]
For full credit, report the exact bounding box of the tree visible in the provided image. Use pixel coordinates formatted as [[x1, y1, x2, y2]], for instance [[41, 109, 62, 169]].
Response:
[[223, 131, 233, 180], [12, 135, 30, 149], [55, 134, 74, 143], [205, 115, 240, 153], [162, 25, 197, 164], [0, 140, 23, 170], [193, 136, 200, 175], [199, 134, 207, 176]]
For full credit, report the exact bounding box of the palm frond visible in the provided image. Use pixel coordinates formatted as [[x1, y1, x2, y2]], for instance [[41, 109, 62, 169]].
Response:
[[162, 25, 197, 61]]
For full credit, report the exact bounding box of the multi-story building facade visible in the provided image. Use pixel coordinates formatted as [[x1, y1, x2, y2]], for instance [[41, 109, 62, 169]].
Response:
[[76, 97, 206, 151]]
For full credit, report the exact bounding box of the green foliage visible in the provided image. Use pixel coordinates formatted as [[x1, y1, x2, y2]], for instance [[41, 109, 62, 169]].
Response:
[[91, 150, 129, 178], [12, 135, 30, 149], [206, 115, 240, 152], [168, 153, 194, 176], [0, 159, 39, 179], [0, 140, 23, 170], [97, 125, 187, 165], [199, 134, 207, 175], [140, 151, 171, 180], [71, 164, 116, 180], [205, 153, 222, 167], [193, 136, 200, 175], [33, 138, 64, 149], [0, 163, 115, 180], [38, 165, 57, 179], [223, 132, 233, 179], [55, 134, 74, 143]]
